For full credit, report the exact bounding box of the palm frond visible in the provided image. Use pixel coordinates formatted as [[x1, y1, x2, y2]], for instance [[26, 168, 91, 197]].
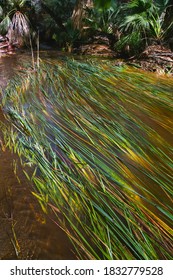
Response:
[[7, 11, 30, 45]]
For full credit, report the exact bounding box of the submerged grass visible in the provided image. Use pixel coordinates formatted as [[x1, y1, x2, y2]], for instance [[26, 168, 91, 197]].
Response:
[[0, 58, 173, 259]]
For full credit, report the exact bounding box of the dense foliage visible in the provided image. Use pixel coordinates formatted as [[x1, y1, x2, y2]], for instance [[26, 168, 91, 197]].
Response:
[[0, 0, 173, 54]]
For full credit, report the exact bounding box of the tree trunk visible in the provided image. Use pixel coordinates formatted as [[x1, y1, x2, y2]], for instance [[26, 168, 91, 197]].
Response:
[[72, 0, 93, 30], [164, 0, 173, 27]]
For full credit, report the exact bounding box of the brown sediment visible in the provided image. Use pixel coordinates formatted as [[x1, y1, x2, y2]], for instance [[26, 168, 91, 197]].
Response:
[[0, 54, 76, 259], [0, 125, 76, 259]]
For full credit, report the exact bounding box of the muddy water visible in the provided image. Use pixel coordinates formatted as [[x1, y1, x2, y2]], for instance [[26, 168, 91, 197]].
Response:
[[0, 53, 75, 259]]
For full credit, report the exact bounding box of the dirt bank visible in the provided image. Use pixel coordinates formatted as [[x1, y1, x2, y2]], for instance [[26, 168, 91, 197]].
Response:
[[75, 42, 173, 75], [126, 45, 173, 75]]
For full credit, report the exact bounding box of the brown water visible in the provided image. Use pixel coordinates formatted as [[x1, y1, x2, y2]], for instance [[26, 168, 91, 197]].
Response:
[[0, 52, 172, 259], [0, 52, 76, 260]]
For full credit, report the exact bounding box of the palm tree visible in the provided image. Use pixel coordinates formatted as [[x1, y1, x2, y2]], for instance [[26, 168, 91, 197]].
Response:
[[7, 10, 30, 47], [115, 0, 173, 54], [0, 0, 30, 47]]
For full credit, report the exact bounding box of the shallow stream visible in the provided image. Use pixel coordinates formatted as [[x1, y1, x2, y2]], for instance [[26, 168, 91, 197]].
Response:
[[0, 52, 75, 259], [0, 51, 173, 259]]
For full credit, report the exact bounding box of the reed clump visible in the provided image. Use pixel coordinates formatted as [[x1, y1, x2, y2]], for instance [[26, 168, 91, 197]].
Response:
[[1, 59, 173, 259]]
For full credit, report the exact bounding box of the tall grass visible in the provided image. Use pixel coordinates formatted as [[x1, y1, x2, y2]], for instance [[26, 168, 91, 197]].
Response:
[[0, 59, 173, 259]]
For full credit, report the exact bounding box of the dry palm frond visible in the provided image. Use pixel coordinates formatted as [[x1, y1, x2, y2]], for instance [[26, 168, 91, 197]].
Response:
[[7, 11, 30, 46]]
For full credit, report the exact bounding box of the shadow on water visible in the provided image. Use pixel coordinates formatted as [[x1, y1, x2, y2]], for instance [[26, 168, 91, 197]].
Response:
[[0, 52, 76, 260]]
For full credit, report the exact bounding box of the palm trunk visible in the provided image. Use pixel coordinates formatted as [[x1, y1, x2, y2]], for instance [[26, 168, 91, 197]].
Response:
[[164, 0, 173, 27], [72, 0, 93, 30]]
